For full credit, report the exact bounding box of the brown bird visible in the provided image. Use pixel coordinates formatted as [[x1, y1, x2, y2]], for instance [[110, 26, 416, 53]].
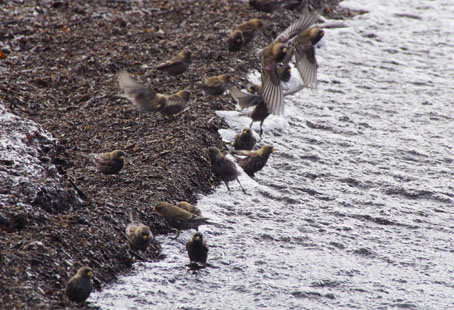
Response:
[[233, 128, 257, 151], [153, 202, 212, 235], [234, 145, 275, 177], [91, 150, 125, 175], [66, 266, 93, 303], [288, 27, 325, 88], [176, 201, 202, 216], [207, 147, 246, 193], [231, 87, 269, 137], [126, 209, 152, 253], [155, 49, 192, 76], [227, 18, 263, 51], [118, 71, 190, 115], [256, 11, 319, 116], [195, 74, 230, 96], [186, 232, 209, 266]]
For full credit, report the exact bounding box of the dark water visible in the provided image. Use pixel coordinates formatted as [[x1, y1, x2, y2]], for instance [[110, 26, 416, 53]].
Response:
[[92, 1, 454, 309]]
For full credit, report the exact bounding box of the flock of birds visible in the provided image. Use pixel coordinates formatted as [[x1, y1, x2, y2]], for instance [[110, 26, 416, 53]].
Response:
[[65, 1, 346, 304]]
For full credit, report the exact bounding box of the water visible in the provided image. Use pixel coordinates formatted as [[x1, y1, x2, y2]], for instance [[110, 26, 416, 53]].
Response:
[[92, 0, 454, 309]]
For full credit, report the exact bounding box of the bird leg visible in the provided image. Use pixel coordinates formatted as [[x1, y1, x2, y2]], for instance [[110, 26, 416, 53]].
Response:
[[172, 230, 181, 240], [237, 178, 247, 194], [259, 120, 264, 137], [225, 182, 231, 192]]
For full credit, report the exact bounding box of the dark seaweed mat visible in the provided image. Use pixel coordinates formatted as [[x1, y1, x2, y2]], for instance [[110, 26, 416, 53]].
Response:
[[0, 0, 345, 308]]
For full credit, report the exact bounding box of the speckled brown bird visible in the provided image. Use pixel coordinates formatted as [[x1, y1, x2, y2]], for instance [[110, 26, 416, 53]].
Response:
[[234, 145, 275, 177], [289, 27, 324, 88], [118, 71, 190, 115], [231, 87, 269, 137], [176, 201, 202, 216], [153, 202, 211, 233], [227, 18, 263, 51], [232, 128, 257, 151], [256, 11, 319, 116], [195, 74, 230, 96], [91, 150, 125, 175], [155, 49, 192, 76], [207, 147, 245, 193], [66, 266, 93, 303], [186, 232, 209, 266], [126, 209, 152, 253]]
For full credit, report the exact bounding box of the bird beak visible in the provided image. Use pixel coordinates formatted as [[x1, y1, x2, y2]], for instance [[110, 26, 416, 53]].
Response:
[[119, 155, 125, 160], [243, 130, 247, 134], [157, 104, 162, 108], [195, 235, 200, 241], [272, 148, 276, 152], [143, 235, 148, 240], [152, 207, 157, 213], [87, 271, 92, 277], [282, 47, 287, 53]]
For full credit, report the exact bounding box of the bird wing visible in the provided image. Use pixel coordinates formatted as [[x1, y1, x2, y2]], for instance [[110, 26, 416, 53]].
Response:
[[294, 43, 318, 88], [261, 68, 284, 115], [233, 150, 258, 157], [155, 57, 183, 70], [231, 87, 263, 109], [277, 10, 319, 42], [118, 71, 157, 108]]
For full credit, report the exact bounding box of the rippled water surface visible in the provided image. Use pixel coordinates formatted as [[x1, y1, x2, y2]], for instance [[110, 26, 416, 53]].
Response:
[[92, 0, 454, 309]]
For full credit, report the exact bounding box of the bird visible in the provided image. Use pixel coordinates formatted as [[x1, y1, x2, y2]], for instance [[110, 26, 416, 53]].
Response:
[[231, 84, 306, 136], [90, 150, 125, 175], [153, 202, 212, 236], [234, 145, 275, 177], [154, 49, 192, 76], [286, 27, 324, 88], [176, 201, 202, 216], [126, 209, 152, 253], [195, 74, 230, 96], [231, 86, 269, 137], [66, 266, 93, 303], [232, 128, 256, 151], [256, 11, 319, 116], [207, 147, 246, 193], [186, 232, 209, 266], [227, 18, 263, 51], [118, 71, 191, 115]]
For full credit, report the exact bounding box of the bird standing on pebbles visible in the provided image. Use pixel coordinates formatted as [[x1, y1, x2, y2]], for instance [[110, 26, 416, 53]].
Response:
[[196, 74, 230, 96], [186, 232, 209, 266], [232, 128, 256, 151], [91, 150, 125, 175], [227, 18, 263, 51], [154, 49, 192, 76], [118, 71, 190, 115], [66, 266, 93, 304], [126, 209, 152, 253], [207, 147, 246, 193], [234, 145, 275, 177]]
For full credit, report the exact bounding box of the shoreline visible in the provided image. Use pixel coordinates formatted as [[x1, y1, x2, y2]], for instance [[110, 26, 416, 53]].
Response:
[[0, 1, 347, 308]]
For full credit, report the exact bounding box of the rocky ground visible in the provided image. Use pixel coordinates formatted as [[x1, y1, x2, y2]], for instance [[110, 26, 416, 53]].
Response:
[[0, 0, 349, 308]]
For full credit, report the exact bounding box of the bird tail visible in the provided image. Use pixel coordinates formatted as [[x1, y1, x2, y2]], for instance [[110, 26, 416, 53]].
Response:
[[129, 209, 138, 223]]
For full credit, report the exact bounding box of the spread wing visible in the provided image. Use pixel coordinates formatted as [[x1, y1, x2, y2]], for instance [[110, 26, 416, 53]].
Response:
[[294, 43, 318, 88], [261, 68, 284, 115], [231, 87, 264, 109], [276, 10, 319, 42]]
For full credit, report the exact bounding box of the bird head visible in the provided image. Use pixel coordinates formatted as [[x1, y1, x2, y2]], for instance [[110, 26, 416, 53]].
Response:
[[193, 232, 204, 242], [78, 266, 93, 278], [112, 150, 126, 161]]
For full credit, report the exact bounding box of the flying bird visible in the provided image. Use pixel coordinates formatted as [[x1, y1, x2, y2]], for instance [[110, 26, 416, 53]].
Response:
[[234, 145, 275, 177], [118, 71, 190, 115]]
